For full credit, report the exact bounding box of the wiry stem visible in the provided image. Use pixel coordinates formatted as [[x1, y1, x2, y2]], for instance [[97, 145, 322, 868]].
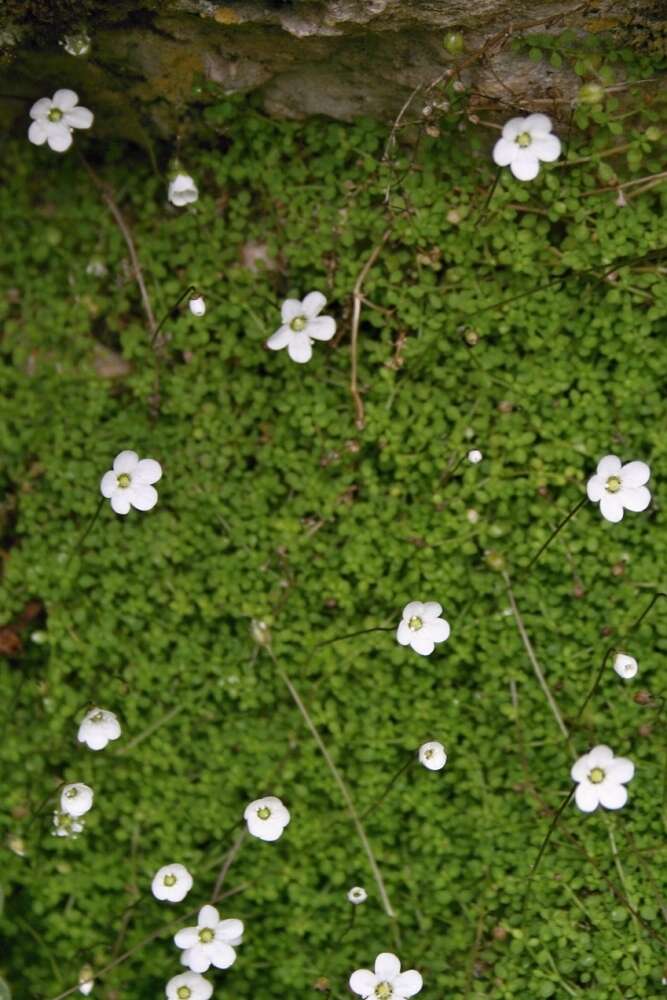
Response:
[[522, 495, 587, 578]]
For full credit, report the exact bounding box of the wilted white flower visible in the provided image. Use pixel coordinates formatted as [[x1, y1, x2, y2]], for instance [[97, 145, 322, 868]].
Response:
[[28, 89, 93, 153], [467, 449, 482, 464], [350, 952, 423, 999], [266, 292, 336, 364], [418, 741, 447, 771], [250, 619, 271, 646], [60, 782, 94, 818], [100, 450, 162, 515], [347, 886, 368, 905], [78, 965, 94, 996], [85, 258, 107, 277], [586, 455, 651, 523], [52, 810, 84, 838], [174, 904, 243, 973], [61, 31, 91, 57], [613, 652, 638, 680], [77, 708, 121, 751], [165, 971, 212, 1000], [492, 113, 561, 181], [571, 745, 634, 813], [396, 601, 450, 656], [7, 834, 26, 857], [168, 173, 198, 207], [152, 863, 193, 903], [466, 509, 479, 524], [189, 295, 206, 317], [244, 795, 290, 842]]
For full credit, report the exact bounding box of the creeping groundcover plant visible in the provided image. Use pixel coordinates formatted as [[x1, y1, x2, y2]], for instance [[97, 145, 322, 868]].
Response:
[[2, 29, 667, 1000]]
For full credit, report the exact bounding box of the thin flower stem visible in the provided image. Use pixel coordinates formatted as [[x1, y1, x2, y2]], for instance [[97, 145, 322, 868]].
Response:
[[212, 828, 247, 902], [335, 905, 357, 946], [350, 229, 392, 429], [266, 647, 399, 929], [150, 284, 196, 347], [65, 496, 106, 567], [554, 142, 633, 168], [475, 167, 502, 224], [574, 591, 667, 722], [314, 626, 395, 649], [503, 570, 570, 743], [527, 787, 575, 879], [521, 495, 587, 578], [359, 753, 415, 819]]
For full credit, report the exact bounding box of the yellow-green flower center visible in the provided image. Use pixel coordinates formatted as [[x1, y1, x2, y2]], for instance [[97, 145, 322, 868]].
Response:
[[199, 927, 215, 944], [605, 475, 621, 493], [375, 983, 393, 1000], [92, 711, 104, 722], [516, 131, 532, 148], [589, 767, 605, 784], [290, 316, 307, 332], [408, 616, 423, 631], [163, 874, 177, 887], [117, 473, 131, 488], [65, 787, 78, 798], [48, 107, 64, 122], [257, 806, 271, 820], [177, 988, 191, 999]]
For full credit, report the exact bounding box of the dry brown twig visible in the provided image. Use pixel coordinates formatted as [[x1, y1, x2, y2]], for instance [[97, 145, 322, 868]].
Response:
[[350, 229, 392, 430]]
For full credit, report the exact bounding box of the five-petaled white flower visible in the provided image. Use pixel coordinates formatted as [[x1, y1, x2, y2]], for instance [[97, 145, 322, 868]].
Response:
[[165, 971, 212, 1000], [586, 455, 651, 523], [174, 904, 243, 973], [77, 708, 121, 751], [244, 795, 290, 842], [348, 886, 368, 905], [467, 449, 482, 464], [152, 863, 193, 902], [266, 292, 336, 364], [613, 652, 638, 680], [189, 295, 206, 317], [60, 782, 94, 818], [396, 602, 450, 656], [28, 89, 93, 153], [168, 173, 199, 207], [350, 952, 423, 999], [571, 745, 634, 813], [492, 113, 561, 181], [52, 810, 84, 838], [100, 450, 162, 515], [418, 741, 447, 771]]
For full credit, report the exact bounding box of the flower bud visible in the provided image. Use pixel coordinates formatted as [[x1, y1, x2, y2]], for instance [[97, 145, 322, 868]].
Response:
[[443, 32, 464, 55], [577, 82, 604, 105]]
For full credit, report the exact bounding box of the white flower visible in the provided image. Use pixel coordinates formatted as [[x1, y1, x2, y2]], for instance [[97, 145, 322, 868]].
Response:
[[52, 810, 84, 838], [492, 113, 561, 181], [243, 795, 290, 842], [266, 292, 336, 364], [168, 173, 199, 207], [100, 450, 162, 515], [189, 295, 206, 317], [78, 965, 94, 996], [466, 509, 479, 524], [467, 449, 482, 464], [613, 652, 638, 680], [586, 455, 651, 523], [165, 971, 212, 1000], [350, 952, 423, 999], [418, 741, 447, 771], [62, 31, 91, 57], [28, 89, 93, 153], [152, 863, 193, 903], [571, 745, 635, 813], [174, 904, 243, 973], [77, 707, 121, 751], [60, 782, 94, 818], [396, 601, 450, 656], [347, 886, 368, 905]]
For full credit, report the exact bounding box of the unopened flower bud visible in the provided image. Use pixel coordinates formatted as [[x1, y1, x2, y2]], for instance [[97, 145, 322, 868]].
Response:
[[443, 32, 464, 55], [577, 82, 605, 105]]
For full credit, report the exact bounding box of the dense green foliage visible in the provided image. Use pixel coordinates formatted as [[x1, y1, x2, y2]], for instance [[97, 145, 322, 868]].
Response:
[[1, 44, 666, 1000]]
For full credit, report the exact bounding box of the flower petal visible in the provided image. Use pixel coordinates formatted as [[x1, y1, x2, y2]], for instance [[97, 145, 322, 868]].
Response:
[[421, 601, 443, 619], [621, 486, 650, 513], [184, 945, 210, 974], [492, 137, 515, 167], [174, 927, 199, 949], [425, 618, 450, 643], [349, 970, 377, 997], [532, 134, 561, 162], [510, 151, 540, 181], [598, 782, 628, 810], [113, 450, 139, 474], [198, 905, 219, 927], [266, 326, 292, 351], [133, 458, 162, 485], [574, 782, 600, 813], [587, 745, 614, 767], [620, 460, 650, 488], [64, 106, 93, 129], [286, 331, 312, 364], [606, 757, 634, 784], [46, 124, 73, 153], [523, 113, 553, 135], [28, 120, 48, 145], [301, 291, 327, 318], [410, 631, 436, 655], [394, 970, 423, 997], [501, 117, 527, 141], [396, 621, 412, 646], [596, 455, 621, 478], [599, 494, 624, 522], [217, 918, 243, 942], [586, 475, 604, 502], [375, 953, 401, 980], [110, 492, 131, 515], [53, 88, 79, 110], [100, 471, 117, 498], [129, 484, 158, 511], [208, 940, 236, 969], [281, 299, 302, 324], [307, 316, 336, 341], [29, 97, 52, 119], [571, 753, 591, 783], [402, 601, 424, 620]]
